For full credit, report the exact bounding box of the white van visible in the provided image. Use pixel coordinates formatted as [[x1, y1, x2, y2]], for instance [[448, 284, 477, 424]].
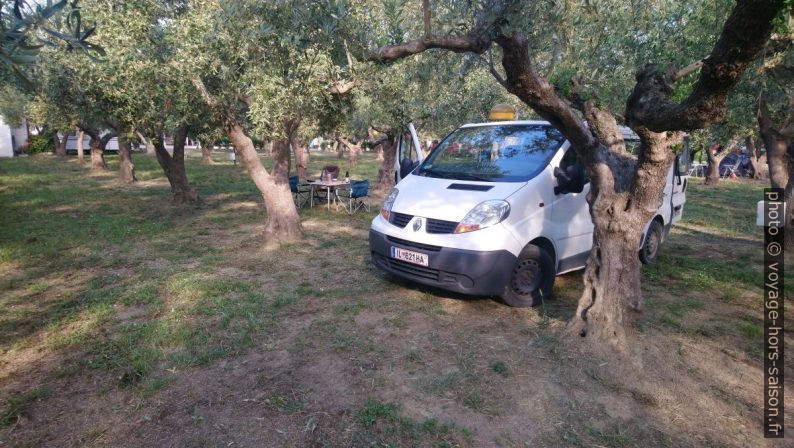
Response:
[[369, 114, 688, 307]]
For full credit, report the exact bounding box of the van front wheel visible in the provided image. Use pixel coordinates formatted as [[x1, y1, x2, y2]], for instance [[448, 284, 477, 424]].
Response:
[[640, 220, 663, 265], [502, 245, 555, 307]]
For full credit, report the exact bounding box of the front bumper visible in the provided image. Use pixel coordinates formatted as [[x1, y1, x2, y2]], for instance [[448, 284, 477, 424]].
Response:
[[369, 229, 516, 296]]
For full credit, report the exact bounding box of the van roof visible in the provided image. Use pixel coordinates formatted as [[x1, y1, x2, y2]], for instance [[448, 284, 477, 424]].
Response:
[[460, 120, 640, 141], [460, 120, 550, 128]]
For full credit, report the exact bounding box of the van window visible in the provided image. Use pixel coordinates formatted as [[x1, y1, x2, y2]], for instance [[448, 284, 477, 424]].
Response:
[[399, 132, 416, 161], [417, 124, 564, 182], [559, 147, 590, 184]]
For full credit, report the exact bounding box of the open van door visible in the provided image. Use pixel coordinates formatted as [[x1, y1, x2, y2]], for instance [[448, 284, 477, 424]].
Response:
[[670, 152, 688, 224], [395, 123, 424, 184]]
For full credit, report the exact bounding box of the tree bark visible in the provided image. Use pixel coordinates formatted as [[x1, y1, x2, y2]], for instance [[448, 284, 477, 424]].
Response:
[[422, 0, 431, 36], [80, 127, 110, 171], [376, 144, 384, 162], [227, 122, 302, 241], [271, 119, 299, 184], [337, 136, 362, 169], [54, 131, 68, 157], [154, 126, 199, 203], [758, 100, 794, 249], [746, 136, 767, 179], [200, 141, 215, 165], [704, 143, 726, 185], [75, 127, 85, 163], [294, 140, 309, 181], [376, 136, 397, 192], [119, 135, 137, 183]]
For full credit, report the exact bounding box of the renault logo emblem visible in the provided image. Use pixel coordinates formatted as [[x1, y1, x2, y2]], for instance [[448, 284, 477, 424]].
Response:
[[413, 218, 423, 232]]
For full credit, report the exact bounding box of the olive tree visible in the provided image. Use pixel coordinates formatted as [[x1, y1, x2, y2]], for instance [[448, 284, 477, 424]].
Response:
[[344, 0, 789, 351], [757, 35, 794, 248], [178, 0, 353, 240]]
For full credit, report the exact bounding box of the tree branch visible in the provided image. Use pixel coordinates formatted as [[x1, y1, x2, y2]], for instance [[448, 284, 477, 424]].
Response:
[[422, 0, 431, 36], [192, 77, 219, 108], [493, 32, 600, 158], [671, 59, 704, 81], [330, 40, 357, 95], [626, 0, 785, 132], [370, 124, 392, 135], [367, 33, 492, 62], [480, 50, 507, 88], [328, 80, 356, 94]]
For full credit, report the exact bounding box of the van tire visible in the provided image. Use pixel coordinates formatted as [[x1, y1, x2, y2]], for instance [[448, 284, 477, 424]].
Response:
[[502, 245, 555, 307], [640, 220, 663, 265]]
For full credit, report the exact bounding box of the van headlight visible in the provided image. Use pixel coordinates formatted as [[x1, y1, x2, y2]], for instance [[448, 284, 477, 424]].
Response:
[[380, 188, 399, 221], [454, 200, 510, 234]]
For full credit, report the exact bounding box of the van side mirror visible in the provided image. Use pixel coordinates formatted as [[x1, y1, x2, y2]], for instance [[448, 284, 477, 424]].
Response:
[[554, 165, 585, 195]]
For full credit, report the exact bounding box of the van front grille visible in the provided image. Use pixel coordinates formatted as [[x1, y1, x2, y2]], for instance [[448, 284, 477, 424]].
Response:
[[372, 253, 465, 286], [426, 219, 458, 234], [390, 212, 413, 228], [386, 258, 440, 281]]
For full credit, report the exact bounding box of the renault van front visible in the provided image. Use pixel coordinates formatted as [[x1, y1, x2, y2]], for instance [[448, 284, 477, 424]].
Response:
[[369, 120, 566, 306]]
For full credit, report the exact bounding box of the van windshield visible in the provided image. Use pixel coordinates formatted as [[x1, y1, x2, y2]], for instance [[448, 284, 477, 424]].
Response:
[[417, 124, 564, 182]]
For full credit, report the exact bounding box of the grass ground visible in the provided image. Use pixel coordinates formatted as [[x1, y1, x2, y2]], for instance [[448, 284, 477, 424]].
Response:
[[0, 150, 791, 447]]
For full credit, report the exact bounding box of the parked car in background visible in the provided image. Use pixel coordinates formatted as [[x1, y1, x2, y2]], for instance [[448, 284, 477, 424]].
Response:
[[65, 131, 120, 155]]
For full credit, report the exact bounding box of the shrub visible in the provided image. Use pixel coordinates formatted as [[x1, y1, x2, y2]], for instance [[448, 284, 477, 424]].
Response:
[[25, 135, 55, 154]]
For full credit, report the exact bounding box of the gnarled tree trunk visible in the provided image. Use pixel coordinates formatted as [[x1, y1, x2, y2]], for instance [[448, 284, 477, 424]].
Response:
[[227, 123, 302, 241], [376, 144, 384, 162], [337, 136, 363, 169], [271, 119, 299, 184], [75, 127, 85, 163], [154, 126, 199, 203], [758, 100, 794, 249], [80, 127, 111, 171], [746, 136, 767, 179], [376, 136, 397, 192], [200, 142, 215, 164], [54, 131, 68, 157], [704, 143, 726, 185], [294, 139, 309, 181], [119, 136, 137, 183]]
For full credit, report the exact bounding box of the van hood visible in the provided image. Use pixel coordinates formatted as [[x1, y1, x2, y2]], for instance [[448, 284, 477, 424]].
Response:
[[389, 174, 526, 222]]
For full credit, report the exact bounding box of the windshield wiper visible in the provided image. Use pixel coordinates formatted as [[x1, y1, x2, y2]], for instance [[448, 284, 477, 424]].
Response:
[[453, 173, 493, 182], [421, 168, 454, 179]]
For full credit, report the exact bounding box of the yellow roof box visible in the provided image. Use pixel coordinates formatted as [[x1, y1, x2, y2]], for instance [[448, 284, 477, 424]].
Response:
[[489, 103, 517, 121]]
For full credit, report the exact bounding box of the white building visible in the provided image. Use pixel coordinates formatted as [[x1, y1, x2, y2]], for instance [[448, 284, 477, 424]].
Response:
[[0, 117, 28, 157]]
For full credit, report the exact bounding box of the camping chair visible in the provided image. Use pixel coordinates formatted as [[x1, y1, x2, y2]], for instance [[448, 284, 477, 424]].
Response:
[[722, 157, 742, 179], [337, 179, 370, 214], [289, 176, 311, 208]]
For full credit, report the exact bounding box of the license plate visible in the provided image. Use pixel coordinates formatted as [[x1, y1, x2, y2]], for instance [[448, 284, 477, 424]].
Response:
[[390, 246, 429, 266]]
